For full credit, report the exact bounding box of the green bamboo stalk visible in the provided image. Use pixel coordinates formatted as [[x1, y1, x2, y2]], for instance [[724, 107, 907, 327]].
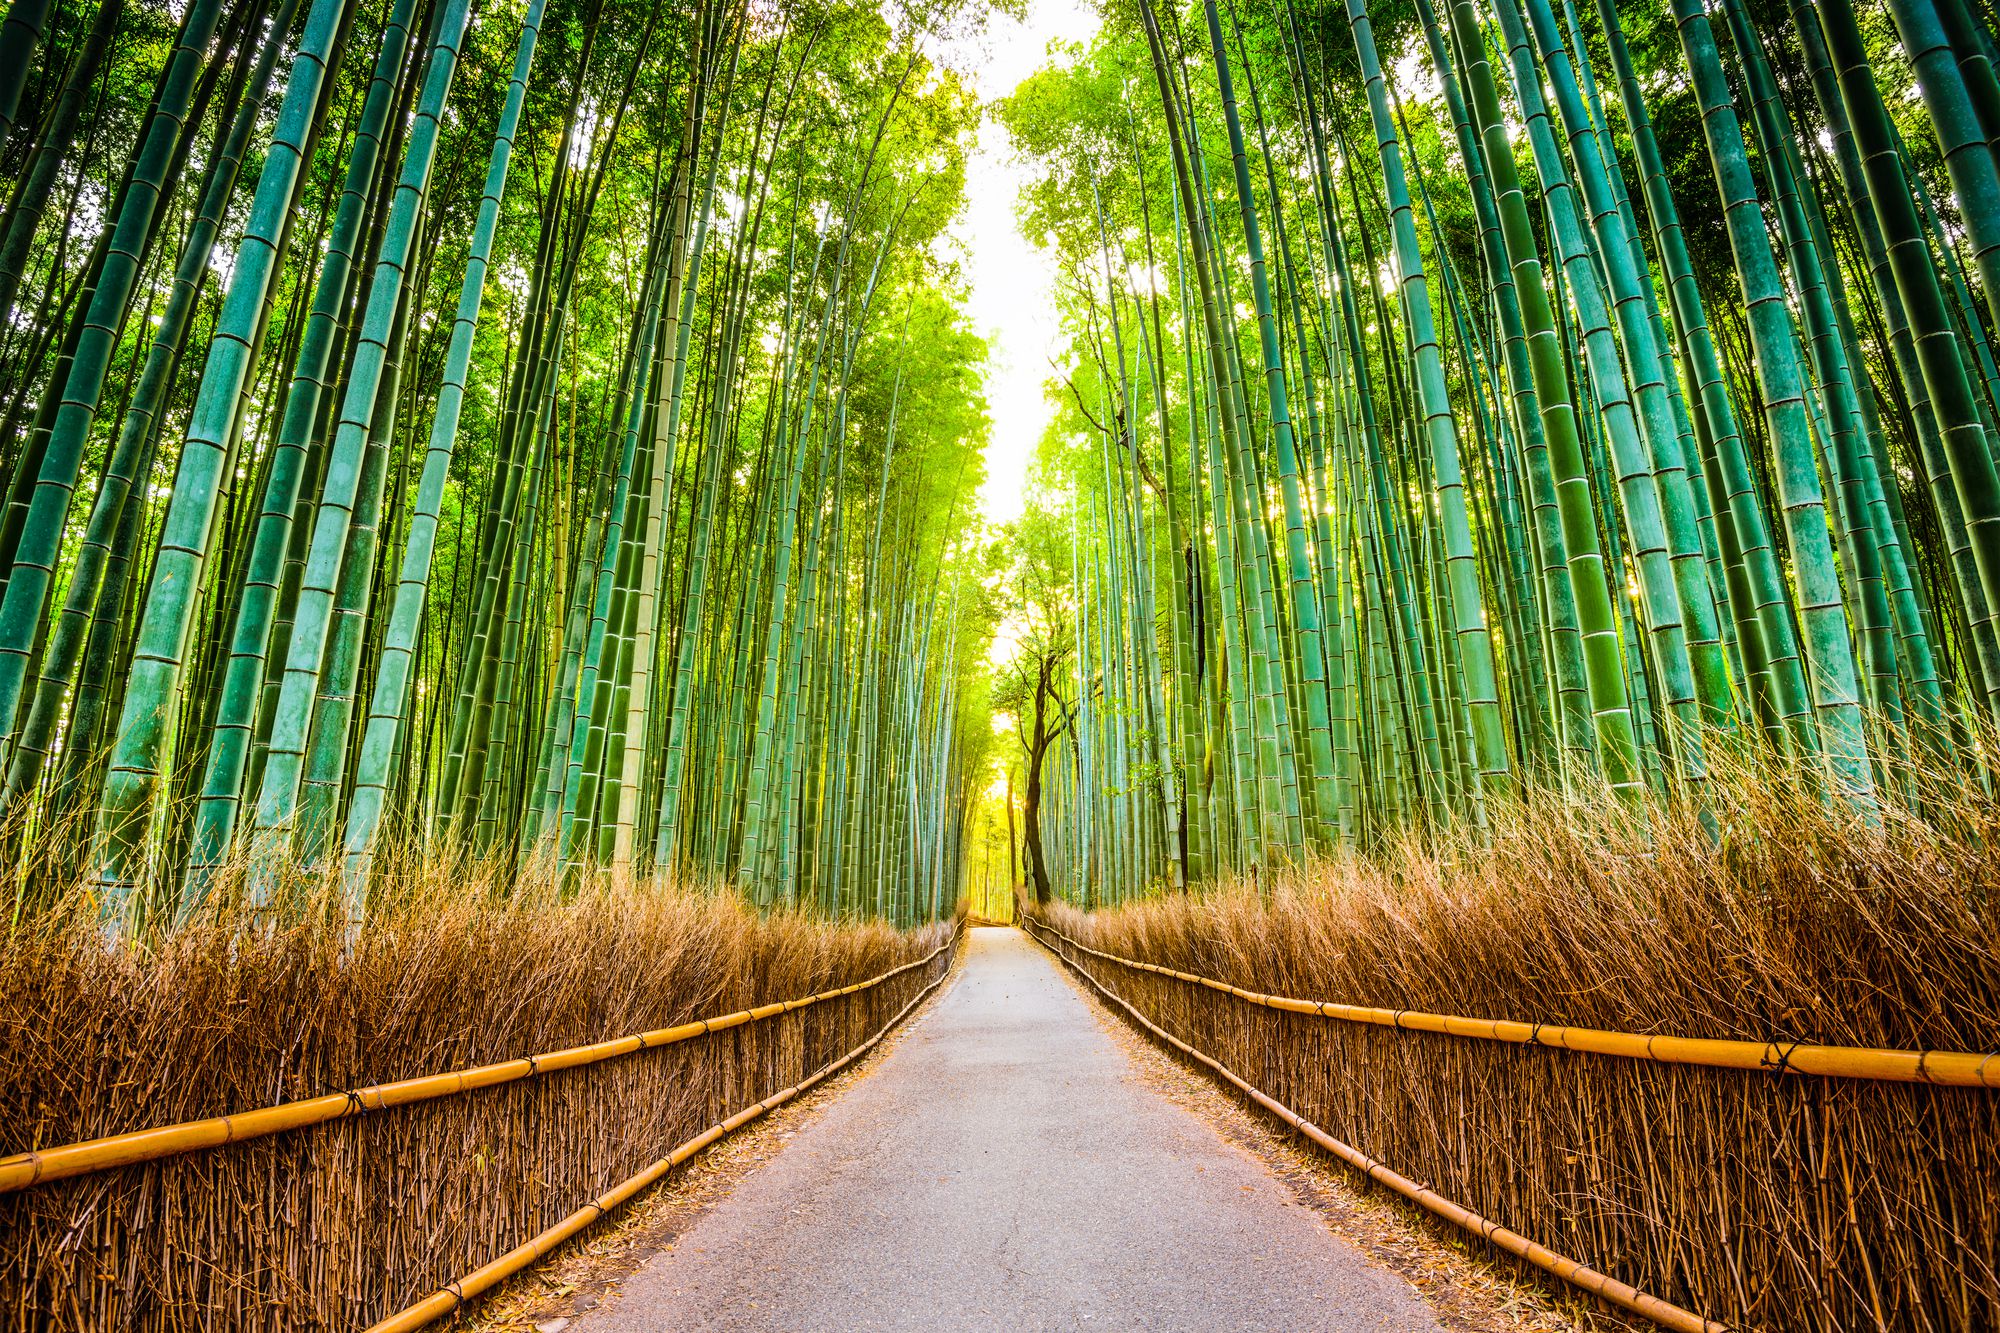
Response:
[[1671, 0, 1874, 805], [93, 0, 359, 916], [247, 0, 472, 866], [1818, 0, 2000, 721], [0, 0, 297, 816], [340, 0, 548, 887], [1442, 0, 1639, 794], [0, 0, 226, 756]]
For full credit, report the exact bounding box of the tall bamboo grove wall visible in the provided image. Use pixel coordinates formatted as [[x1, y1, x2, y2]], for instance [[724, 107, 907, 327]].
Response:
[[1028, 833, 2000, 1333], [0, 889, 956, 1329]]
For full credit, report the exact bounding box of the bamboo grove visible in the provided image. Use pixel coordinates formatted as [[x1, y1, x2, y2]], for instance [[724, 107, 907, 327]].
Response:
[[998, 0, 2000, 903], [0, 0, 999, 928]]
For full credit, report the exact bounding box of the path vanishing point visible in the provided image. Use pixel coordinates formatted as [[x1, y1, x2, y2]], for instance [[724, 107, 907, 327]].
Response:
[[573, 926, 1445, 1332]]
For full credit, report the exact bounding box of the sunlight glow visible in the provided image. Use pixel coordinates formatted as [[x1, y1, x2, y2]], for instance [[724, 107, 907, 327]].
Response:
[[987, 607, 1028, 666], [937, 0, 1102, 526]]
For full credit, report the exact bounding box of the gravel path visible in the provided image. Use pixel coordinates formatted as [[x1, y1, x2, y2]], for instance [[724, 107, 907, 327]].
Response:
[[571, 925, 1445, 1332]]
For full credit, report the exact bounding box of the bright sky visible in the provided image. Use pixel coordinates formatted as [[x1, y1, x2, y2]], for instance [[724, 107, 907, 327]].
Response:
[[942, 0, 1102, 525]]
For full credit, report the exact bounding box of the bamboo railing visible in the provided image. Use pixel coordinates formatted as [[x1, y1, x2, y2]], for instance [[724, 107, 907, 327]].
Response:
[[1032, 920, 1720, 1328], [1027, 912, 2000, 1328], [1026, 921, 2000, 1086], [1, 924, 962, 1329], [0, 928, 961, 1195], [366, 944, 956, 1332], [1022, 916, 1724, 1333]]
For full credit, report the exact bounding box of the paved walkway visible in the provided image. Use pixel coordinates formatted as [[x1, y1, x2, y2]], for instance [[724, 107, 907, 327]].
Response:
[[574, 926, 1444, 1332]]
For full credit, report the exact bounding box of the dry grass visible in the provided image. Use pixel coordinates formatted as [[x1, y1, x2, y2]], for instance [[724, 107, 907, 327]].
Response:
[[0, 851, 954, 1330], [1037, 754, 2000, 1332]]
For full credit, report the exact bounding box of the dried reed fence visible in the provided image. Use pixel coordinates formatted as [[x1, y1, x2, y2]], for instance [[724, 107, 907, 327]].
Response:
[[1027, 770, 2000, 1333], [0, 855, 958, 1330]]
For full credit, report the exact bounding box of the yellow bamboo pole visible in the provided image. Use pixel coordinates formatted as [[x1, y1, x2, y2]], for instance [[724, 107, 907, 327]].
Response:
[[365, 954, 956, 1333], [1027, 921, 2000, 1087], [1024, 919, 1728, 1333], [0, 928, 962, 1194]]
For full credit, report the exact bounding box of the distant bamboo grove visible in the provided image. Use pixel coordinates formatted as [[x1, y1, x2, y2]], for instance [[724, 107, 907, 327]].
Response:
[[998, 0, 2000, 903], [0, 0, 996, 929]]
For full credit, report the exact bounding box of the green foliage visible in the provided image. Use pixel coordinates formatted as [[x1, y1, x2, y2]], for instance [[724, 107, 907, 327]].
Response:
[[0, 0, 1001, 929], [992, 0, 2000, 906]]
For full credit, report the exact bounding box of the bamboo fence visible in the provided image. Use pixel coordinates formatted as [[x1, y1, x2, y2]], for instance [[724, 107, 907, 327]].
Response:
[[365, 945, 956, 1332], [0, 923, 959, 1329], [1025, 916, 2000, 1332]]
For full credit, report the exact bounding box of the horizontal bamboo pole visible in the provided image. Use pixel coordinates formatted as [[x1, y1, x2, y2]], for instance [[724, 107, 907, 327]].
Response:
[[0, 928, 962, 1194], [1030, 920, 2000, 1087], [1023, 920, 1727, 1333], [365, 947, 958, 1333]]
